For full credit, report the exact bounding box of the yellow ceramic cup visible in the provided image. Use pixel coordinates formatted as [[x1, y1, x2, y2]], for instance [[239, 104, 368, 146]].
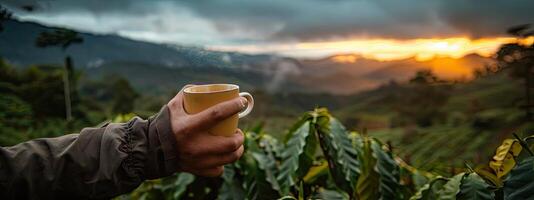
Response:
[[183, 84, 254, 137]]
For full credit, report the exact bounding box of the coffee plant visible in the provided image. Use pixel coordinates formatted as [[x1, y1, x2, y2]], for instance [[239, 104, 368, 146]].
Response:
[[118, 108, 534, 200]]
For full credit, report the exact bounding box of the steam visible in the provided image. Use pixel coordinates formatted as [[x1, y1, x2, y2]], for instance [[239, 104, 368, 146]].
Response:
[[266, 58, 301, 93]]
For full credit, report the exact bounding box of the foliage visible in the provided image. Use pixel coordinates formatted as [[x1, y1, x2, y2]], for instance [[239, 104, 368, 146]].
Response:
[[35, 29, 83, 51], [119, 107, 534, 200], [503, 156, 534, 199], [0, 4, 11, 32], [110, 77, 139, 114]]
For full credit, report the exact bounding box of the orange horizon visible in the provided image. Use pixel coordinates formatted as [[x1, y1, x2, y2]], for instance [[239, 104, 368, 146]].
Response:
[[210, 36, 534, 62]]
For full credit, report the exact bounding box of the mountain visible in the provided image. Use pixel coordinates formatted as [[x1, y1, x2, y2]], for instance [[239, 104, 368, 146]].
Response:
[[296, 54, 494, 94], [0, 19, 495, 95], [0, 19, 306, 93]]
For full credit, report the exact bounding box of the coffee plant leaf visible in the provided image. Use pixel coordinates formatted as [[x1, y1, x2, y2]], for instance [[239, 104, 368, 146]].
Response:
[[241, 132, 282, 200], [371, 138, 400, 200], [303, 161, 329, 184], [316, 188, 350, 200], [170, 173, 195, 199], [489, 139, 522, 179], [456, 173, 494, 200], [409, 177, 447, 200], [259, 134, 283, 160], [278, 196, 297, 200], [316, 117, 360, 195], [436, 173, 464, 200], [277, 120, 314, 195], [475, 165, 503, 187], [355, 137, 380, 200], [252, 151, 281, 193], [218, 165, 245, 200], [504, 156, 534, 199]]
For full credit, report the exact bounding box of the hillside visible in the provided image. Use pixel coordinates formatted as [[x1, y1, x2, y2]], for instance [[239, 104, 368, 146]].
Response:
[[329, 69, 531, 170], [298, 53, 494, 94], [1, 19, 495, 95]]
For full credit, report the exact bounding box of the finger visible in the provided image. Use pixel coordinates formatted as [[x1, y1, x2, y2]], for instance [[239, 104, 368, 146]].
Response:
[[190, 166, 224, 177], [181, 130, 244, 157], [190, 145, 244, 169], [186, 97, 247, 132], [168, 84, 196, 115]]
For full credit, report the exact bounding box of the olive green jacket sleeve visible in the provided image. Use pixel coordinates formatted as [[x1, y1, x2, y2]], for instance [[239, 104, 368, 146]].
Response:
[[0, 105, 179, 199]]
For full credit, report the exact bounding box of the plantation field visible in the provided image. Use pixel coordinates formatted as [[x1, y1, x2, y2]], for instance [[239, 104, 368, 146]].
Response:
[[118, 108, 534, 199]]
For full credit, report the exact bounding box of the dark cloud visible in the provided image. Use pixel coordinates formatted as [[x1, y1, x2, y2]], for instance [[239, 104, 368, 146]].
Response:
[[436, 0, 534, 38], [180, 0, 534, 40], [2, 0, 534, 43]]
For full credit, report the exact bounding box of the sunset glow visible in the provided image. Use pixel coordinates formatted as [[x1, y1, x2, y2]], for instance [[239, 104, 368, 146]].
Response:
[[296, 37, 533, 61], [210, 37, 534, 61]]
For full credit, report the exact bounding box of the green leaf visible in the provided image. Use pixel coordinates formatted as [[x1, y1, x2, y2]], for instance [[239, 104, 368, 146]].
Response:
[[316, 188, 350, 200], [456, 173, 494, 200], [258, 134, 283, 160], [277, 120, 316, 195], [242, 132, 282, 200], [252, 151, 281, 192], [355, 137, 380, 200], [504, 156, 534, 199], [277, 196, 297, 200], [316, 117, 360, 195], [218, 165, 245, 200], [371, 139, 400, 200], [436, 173, 464, 200], [409, 177, 448, 200], [170, 173, 195, 199]]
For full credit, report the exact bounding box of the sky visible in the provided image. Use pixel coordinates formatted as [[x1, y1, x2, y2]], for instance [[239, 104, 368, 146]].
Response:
[[3, 0, 534, 59]]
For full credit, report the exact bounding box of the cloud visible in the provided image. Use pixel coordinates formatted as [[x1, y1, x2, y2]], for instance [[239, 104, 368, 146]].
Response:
[[3, 0, 534, 45], [181, 0, 534, 41]]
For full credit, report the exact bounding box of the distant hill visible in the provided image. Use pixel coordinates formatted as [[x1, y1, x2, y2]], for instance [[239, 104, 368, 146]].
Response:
[[0, 19, 307, 93], [0, 19, 495, 95], [297, 54, 494, 94]]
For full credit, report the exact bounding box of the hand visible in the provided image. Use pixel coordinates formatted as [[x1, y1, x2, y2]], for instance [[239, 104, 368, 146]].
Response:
[[167, 85, 247, 177]]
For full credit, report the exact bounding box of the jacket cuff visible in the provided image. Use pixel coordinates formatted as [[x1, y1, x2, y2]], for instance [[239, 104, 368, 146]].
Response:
[[145, 105, 179, 179]]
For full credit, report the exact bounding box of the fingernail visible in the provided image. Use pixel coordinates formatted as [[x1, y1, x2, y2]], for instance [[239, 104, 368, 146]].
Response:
[[240, 98, 247, 108]]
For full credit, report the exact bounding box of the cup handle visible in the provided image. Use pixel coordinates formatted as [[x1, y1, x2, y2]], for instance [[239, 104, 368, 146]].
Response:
[[238, 92, 254, 118]]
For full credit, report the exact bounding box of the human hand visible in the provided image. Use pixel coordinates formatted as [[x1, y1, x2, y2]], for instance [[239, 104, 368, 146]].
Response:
[[167, 85, 247, 177]]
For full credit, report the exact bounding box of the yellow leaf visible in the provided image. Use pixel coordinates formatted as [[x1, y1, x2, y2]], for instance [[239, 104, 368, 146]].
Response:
[[489, 139, 522, 179], [303, 161, 328, 184], [475, 165, 503, 187]]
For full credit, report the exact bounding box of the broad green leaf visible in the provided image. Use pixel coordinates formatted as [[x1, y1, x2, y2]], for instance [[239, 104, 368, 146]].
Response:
[[316, 188, 350, 200], [218, 165, 245, 200], [252, 151, 281, 192], [489, 139, 522, 179], [409, 177, 447, 200], [504, 156, 534, 199], [371, 139, 400, 200], [412, 171, 431, 189], [278, 196, 297, 200], [242, 132, 282, 200], [316, 117, 360, 195], [179, 176, 222, 200], [436, 173, 465, 200], [277, 120, 316, 195], [456, 173, 494, 200], [258, 134, 283, 160], [355, 137, 380, 200], [170, 173, 195, 199]]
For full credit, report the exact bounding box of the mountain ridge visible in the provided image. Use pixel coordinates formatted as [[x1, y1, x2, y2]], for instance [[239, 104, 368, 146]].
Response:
[[0, 19, 494, 95]]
